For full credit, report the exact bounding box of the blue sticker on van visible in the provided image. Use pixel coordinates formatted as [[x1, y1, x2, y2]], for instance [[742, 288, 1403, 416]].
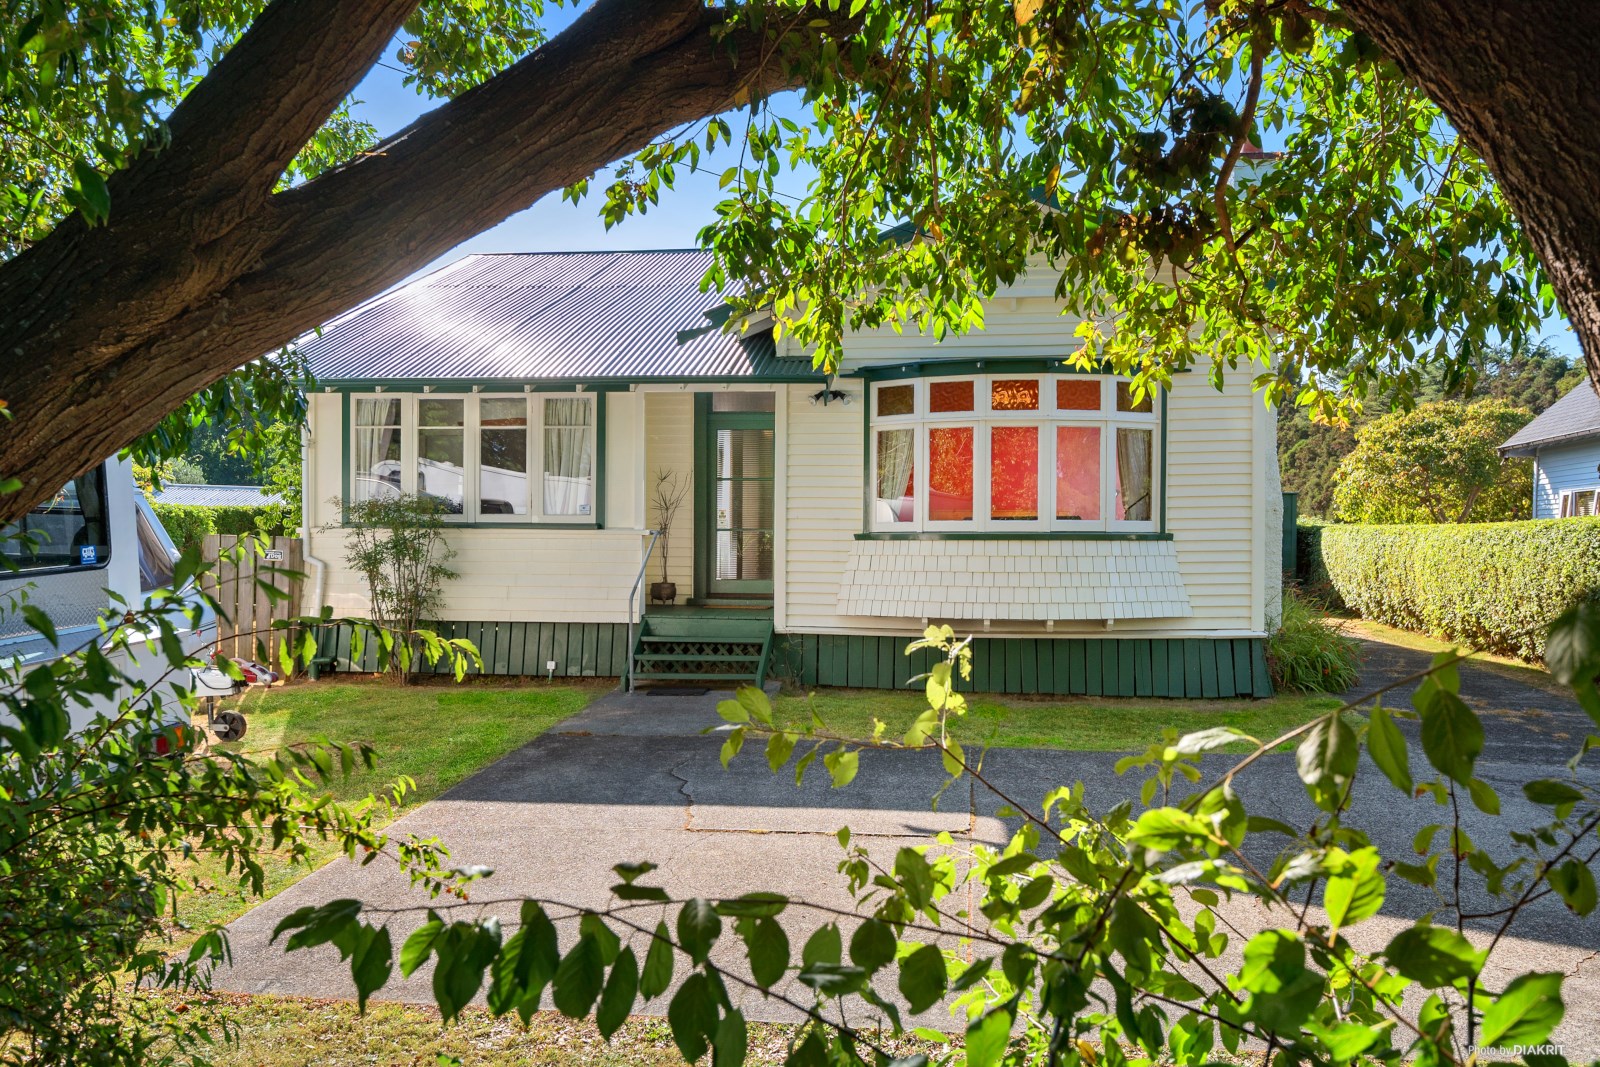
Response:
[[79, 545, 98, 565]]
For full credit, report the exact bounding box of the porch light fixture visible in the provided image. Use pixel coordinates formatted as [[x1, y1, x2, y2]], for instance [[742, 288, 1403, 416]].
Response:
[[809, 386, 853, 406]]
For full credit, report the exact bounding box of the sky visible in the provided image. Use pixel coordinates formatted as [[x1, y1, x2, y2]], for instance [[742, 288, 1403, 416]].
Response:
[[346, 22, 1580, 358]]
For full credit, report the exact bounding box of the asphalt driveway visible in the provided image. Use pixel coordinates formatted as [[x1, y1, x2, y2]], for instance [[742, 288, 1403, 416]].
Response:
[[214, 636, 1600, 1056]]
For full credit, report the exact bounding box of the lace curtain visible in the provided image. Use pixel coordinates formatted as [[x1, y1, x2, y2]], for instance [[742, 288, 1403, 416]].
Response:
[[353, 398, 400, 503], [543, 398, 593, 516], [875, 428, 915, 523], [1116, 427, 1152, 521]]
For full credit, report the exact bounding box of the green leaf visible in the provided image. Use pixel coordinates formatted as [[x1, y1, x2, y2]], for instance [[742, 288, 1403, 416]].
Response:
[[349, 925, 393, 1014], [1550, 858, 1597, 916], [1524, 779, 1585, 808], [667, 972, 719, 1062], [736, 685, 773, 726], [720, 728, 744, 768], [801, 923, 841, 968], [824, 748, 859, 788], [849, 918, 896, 974], [897, 943, 947, 1014], [765, 730, 796, 770], [1479, 972, 1565, 1048], [1127, 807, 1213, 850], [965, 1004, 1013, 1067], [551, 934, 606, 1018], [1466, 776, 1501, 815], [1322, 847, 1386, 936], [712, 1010, 748, 1067], [717, 698, 749, 724], [400, 917, 444, 978], [941, 737, 965, 777], [1384, 925, 1486, 988], [1238, 930, 1324, 1031], [1418, 690, 1483, 785], [640, 922, 675, 1001], [1366, 705, 1412, 794], [487, 904, 558, 1022], [1296, 713, 1358, 812], [431, 922, 501, 1025], [595, 946, 639, 1040], [740, 916, 790, 989], [20, 604, 57, 647], [677, 898, 722, 965]]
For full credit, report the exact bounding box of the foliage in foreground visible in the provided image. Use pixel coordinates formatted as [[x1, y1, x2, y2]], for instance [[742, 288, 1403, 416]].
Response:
[[1266, 589, 1361, 693], [0, 540, 478, 1066], [1320, 518, 1600, 662], [279, 622, 1599, 1067], [1332, 400, 1534, 525]]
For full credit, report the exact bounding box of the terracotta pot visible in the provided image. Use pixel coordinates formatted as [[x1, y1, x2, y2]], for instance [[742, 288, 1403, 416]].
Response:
[[649, 580, 677, 604]]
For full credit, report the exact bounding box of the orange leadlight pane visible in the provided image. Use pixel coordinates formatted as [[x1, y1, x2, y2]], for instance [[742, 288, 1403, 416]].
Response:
[[876, 384, 915, 417], [1055, 426, 1101, 520], [1056, 378, 1100, 411], [991, 378, 1039, 411], [990, 425, 1039, 520], [928, 427, 975, 521], [929, 380, 975, 412]]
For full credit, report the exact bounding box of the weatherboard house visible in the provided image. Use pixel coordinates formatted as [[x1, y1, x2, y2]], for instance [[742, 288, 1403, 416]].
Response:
[[1499, 380, 1600, 519], [301, 250, 1282, 697]]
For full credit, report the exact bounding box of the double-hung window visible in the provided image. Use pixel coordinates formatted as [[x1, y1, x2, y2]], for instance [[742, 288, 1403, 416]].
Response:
[[350, 393, 597, 523], [868, 373, 1159, 533], [1560, 488, 1599, 518]]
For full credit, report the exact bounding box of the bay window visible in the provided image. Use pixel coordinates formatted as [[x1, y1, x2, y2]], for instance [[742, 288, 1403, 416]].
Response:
[[350, 392, 597, 523], [867, 373, 1160, 533]]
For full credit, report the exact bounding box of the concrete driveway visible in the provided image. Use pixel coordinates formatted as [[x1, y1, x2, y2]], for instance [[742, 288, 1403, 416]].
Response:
[[214, 637, 1600, 1057]]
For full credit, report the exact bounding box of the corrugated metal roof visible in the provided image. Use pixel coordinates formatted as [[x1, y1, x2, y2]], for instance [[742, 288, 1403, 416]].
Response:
[[1500, 382, 1600, 455], [299, 250, 820, 384], [152, 484, 283, 507]]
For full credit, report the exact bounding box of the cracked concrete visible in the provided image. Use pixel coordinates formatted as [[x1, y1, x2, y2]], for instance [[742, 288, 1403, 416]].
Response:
[[212, 648, 1600, 1057]]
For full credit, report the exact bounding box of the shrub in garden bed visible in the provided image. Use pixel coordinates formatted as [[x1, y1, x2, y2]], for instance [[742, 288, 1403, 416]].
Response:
[[1267, 589, 1361, 692], [1320, 517, 1600, 661]]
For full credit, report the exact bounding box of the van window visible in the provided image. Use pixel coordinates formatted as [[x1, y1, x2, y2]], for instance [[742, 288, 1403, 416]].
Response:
[[1, 467, 111, 573], [135, 494, 179, 592]]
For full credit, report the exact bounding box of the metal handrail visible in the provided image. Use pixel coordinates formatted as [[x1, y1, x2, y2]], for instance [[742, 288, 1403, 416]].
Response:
[[623, 530, 661, 692]]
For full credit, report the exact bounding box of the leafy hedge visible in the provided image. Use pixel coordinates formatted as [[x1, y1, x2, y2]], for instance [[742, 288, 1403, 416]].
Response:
[[1293, 519, 1343, 610], [151, 503, 285, 554], [1319, 518, 1600, 661]]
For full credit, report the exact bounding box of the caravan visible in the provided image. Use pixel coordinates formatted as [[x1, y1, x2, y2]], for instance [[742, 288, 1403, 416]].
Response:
[[1, 457, 224, 735]]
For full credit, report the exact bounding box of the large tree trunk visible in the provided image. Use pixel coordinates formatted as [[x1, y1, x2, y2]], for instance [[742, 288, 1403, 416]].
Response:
[[0, 0, 827, 523], [1336, 1, 1600, 387]]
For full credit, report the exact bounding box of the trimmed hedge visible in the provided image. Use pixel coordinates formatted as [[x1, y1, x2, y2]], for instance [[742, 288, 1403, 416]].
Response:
[[151, 503, 285, 554], [1319, 518, 1600, 662], [1293, 519, 1342, 610]]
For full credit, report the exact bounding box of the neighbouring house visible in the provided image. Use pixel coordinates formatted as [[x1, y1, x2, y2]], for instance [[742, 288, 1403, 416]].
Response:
[[151, 484, 284, 507], [1499, 381, 1600, 518], [300, 249, 1283, 697]]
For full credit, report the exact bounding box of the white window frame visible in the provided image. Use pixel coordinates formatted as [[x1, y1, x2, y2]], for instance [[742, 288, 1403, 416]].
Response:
[[1560, 487, 1600, 518], [348, 391, 597, 525], [865, 373, 1161, 534]]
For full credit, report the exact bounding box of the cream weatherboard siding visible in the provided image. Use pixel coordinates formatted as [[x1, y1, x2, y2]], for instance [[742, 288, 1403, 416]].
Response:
[[643, 392, 696, 594]]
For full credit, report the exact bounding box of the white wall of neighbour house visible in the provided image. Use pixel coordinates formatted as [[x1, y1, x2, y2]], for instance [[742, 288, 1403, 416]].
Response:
[[779, 280, 1269, 639], [1532, 441, 1600, 519], [305, 391, 652, 623]]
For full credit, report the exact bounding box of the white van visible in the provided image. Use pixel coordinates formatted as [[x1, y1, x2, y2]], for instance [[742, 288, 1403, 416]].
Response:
[[0, 456, 219, 735]]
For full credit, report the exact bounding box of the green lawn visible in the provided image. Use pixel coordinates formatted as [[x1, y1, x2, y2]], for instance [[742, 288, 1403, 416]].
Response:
[[147, 993, 937, 1067], [175, 678, 604, 932], [773, 687, 1345, 752]]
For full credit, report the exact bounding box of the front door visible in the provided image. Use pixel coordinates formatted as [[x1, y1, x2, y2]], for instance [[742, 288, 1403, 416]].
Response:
[[697, 393, 775, 600]]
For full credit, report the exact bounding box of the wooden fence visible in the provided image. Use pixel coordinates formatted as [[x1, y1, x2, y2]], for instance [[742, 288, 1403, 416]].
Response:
[[200, 534, 305, 666]]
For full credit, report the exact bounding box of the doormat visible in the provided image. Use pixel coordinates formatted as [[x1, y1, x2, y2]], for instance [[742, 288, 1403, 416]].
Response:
[[645, 687, 709, 696]]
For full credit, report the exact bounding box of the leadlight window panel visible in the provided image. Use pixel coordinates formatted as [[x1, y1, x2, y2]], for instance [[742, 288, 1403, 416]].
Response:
[[542, 397, 594, 518], [1056, 378, 1101, 411], [991, 378, 1040, 411], [352, 397, 403, 504], [875, 383, 916, 418], [927, 425, 976, 523], [929, 379, 975, 413], [479, 397, 529, 518], [990, 425, 1040, 521], [1055, 425, 1101, 521], [1116, 381, 1154, 413]]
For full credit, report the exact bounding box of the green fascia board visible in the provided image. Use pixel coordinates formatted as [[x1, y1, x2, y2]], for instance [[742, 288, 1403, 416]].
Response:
[[854, 531, 1172, 542]]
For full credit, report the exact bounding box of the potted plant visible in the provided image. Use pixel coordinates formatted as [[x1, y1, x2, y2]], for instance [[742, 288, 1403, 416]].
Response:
[[649, 469, 687, 604]]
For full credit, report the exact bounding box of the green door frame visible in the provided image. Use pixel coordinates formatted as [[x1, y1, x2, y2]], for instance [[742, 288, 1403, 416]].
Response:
[[693, 394, 776, 601]]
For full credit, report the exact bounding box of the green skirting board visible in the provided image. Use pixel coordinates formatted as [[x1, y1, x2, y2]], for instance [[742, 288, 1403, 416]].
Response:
[[317, 621, 633, 678], [769, 633, 1273, 699], [315, 623, 1273, 698]]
